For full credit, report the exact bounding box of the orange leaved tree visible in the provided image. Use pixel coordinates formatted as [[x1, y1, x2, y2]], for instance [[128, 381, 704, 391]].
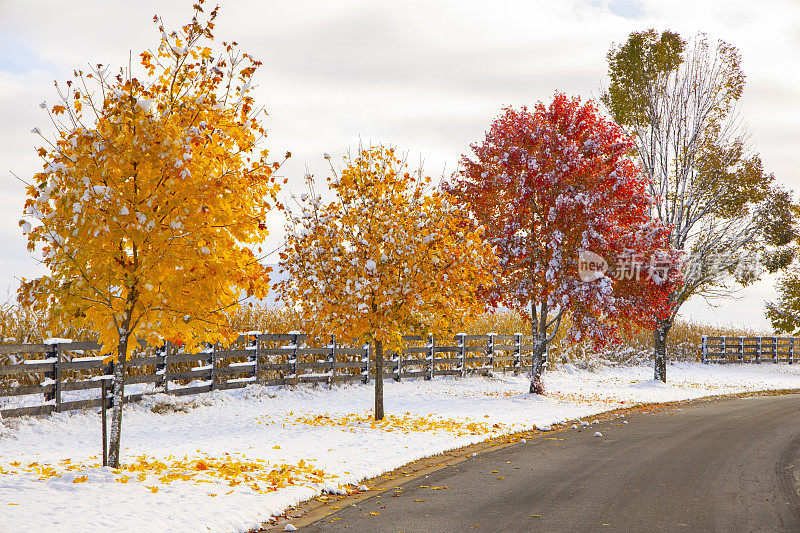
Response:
[[278, 146, 495, 419], [18, 2, 283, 466]]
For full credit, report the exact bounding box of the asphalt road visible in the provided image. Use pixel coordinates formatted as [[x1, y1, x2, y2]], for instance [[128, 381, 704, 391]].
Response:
[[304, 394, 800, 532]]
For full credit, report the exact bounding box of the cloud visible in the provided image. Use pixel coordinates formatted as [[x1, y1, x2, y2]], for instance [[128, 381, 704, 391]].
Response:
[[0, 0, 796, 328], [608, 0, 646, 19]]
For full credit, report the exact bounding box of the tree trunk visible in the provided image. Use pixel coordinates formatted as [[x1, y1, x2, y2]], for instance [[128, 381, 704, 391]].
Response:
[[108, 337, 129, 468], [529, 299, 547, 394], [653, 318, 673, 383], [374, 339, 384, 420], [530, 340, 547, 394]]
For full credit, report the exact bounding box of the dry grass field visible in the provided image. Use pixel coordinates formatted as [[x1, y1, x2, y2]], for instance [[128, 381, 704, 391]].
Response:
[[0, 302, 766, 369]]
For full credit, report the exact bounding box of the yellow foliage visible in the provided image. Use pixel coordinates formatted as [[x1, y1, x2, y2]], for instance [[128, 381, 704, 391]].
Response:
[[278, 145, 496, 352], [292, 412, 511, 437], [18, 1, 283, 359], [0, 453, 331, 496]]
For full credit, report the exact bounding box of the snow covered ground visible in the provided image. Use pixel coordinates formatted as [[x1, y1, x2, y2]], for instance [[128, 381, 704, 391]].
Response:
[[2, 361, 800, 532]]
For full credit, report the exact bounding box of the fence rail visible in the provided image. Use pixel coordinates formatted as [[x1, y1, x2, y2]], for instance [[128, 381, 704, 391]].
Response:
[[701, 335, 798, 364], [8, 333, 789, 419], [0, 333, 541, 419]]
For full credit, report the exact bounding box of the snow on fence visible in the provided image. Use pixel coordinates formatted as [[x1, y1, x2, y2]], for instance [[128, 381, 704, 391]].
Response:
[[701, 335, 799, 364], [0, 333, 540, 419]]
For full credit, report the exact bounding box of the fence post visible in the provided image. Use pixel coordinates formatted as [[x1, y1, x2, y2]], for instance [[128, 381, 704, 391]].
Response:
[[514, 334, 522, 374], [157, 342, 169, 393], [487, 334, 495, 372], [773, 336, 778, 362], [105, 361, 115, 410], [328, 334, 336, 386], [209, 343, 217, 391], [54, 343, 62, 413], [101, 377, 108, 466], [43, 344, 57, 403], [791, 338, 795, 364], [292, 334, 300, 385], [155, 343, 163, 390], [738, 336, 743, 361], [721, 336, 726, 361], [394, 346, 402, 382], [701, 335, 708, 363], [458, 334, 466, 377], [362, 343, 371, 384], [165, 342, 171, 393], [427, 335, 435, 380], [756, 337, 762, 364], [249, 334, 259, 384]]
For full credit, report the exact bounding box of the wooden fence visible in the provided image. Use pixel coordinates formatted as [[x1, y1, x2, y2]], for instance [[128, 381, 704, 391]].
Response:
[[0, 333, 541, 419], [701, 335, 798, 364]]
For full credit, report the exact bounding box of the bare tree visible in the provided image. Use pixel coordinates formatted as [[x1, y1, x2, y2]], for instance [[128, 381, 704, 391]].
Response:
[[603, 31, 794, 381]]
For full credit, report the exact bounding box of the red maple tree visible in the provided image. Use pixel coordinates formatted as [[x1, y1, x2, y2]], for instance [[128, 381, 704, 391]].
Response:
[[446, 93, 680, 393]]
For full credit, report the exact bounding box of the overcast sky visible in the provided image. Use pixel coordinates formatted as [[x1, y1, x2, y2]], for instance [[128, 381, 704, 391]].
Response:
[[1, 0, 798, 329]]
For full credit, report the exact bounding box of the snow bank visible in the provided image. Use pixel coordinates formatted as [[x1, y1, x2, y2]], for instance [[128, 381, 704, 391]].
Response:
[[1, 362, 800, 532]]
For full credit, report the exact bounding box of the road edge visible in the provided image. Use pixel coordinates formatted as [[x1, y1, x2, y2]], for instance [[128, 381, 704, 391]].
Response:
[[777, 430, 800, 522]]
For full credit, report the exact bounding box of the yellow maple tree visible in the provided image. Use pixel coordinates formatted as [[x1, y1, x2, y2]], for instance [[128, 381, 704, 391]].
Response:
[[278, 146, 496, 419], [18, 2, 283, 467]]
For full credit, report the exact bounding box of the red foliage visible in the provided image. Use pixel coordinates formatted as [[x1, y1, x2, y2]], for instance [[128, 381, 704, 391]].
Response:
[[446, 93, 681, 347]]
